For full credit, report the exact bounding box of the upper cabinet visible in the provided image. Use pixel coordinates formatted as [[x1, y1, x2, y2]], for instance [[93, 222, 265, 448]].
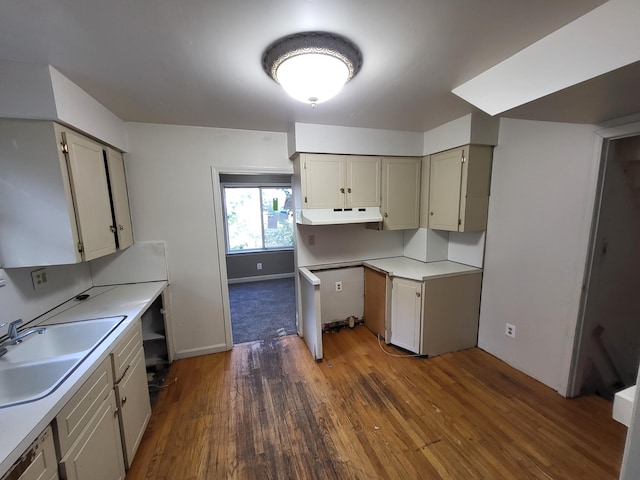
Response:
[[427, 145, 492, 232], [105, 148, 134, 250], [0, 120, 133, 267], [381, 157, 421, 230], [295, 153, 380, 209]]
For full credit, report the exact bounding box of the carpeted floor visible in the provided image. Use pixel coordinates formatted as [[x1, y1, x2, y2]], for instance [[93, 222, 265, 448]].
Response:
[[228, 277, 297, 344]]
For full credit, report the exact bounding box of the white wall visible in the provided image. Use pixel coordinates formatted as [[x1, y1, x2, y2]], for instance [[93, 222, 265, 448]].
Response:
[[289, 123, 424, 158], [123, 122, 291, 358], [478, 118, 600, 394], [0, 264, 92, 336], [295, 223, 403, 267]]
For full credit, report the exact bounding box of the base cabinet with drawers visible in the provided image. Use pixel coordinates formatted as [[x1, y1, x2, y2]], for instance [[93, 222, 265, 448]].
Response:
[[53, 321, 151, 480], [55, 357, 125, 480]]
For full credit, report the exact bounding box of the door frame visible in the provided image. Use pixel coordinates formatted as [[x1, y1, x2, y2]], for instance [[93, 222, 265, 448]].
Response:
[[210, 166, 296, 349], [566, 119, 640, 397]]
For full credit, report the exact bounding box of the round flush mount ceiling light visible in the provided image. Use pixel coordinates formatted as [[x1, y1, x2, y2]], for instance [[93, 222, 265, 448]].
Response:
[[262, 32, 363, 107]]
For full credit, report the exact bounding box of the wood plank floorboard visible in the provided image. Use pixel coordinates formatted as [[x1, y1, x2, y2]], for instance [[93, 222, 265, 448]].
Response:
[[126, 326, 627, 479]]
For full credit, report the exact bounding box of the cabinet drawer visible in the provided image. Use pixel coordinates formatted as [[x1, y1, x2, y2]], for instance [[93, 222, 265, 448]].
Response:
[[54, 357, 113, 456], [111, 322, 142, 382]]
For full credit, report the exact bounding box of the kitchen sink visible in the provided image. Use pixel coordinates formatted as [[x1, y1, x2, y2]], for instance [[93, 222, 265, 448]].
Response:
[[0, 357, 80, 407], [0, 317, 124, 364], [0, 316, 125, 408]]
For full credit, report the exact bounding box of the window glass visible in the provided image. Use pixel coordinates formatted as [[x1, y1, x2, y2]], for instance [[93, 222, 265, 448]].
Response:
[[224, 186, 293, 252]]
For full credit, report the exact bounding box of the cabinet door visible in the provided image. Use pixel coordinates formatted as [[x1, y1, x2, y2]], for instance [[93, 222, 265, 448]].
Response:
[[4, 426, 58, 480], [59, 391, 125, 480], [106, 148, 134, 250], [63, 129, 117, 261], [381, 157, 421, 230], [115, 347, 151, 468], [390, 277, 422, 353], [302, 155, 345, 208], [364, 267, 387, 337], [428, 147, 463, 231], [346, 156, 380, 207]]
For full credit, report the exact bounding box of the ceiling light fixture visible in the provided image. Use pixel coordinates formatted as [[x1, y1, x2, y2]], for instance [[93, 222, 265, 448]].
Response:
[[262, 32, 362, 107]]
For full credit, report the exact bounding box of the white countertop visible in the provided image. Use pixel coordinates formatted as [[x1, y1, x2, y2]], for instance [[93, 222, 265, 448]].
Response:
[[0, 281, 167, 476], [363, 257, 481, 281], [613, 385, 637, 427]]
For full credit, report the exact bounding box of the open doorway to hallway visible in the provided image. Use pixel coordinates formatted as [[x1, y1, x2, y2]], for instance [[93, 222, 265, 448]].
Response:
[[573, 134, 640, 399], [219, 173, 297, 344]]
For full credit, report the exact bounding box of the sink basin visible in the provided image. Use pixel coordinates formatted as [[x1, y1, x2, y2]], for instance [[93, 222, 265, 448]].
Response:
[[0, 316, 125, 408], [0, 357, 80, 407], [0, 317, 124, 364]]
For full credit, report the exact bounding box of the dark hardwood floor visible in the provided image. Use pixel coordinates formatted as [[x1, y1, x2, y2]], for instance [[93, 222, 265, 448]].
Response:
[[126, 326, 626, 479]]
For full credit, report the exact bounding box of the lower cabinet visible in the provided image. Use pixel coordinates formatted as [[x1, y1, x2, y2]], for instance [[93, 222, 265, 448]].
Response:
[[58, 392, 125, 480], [390, 272, 482, 356], [55, 357, 124, 480], [110, 322, 152, 469], [52, 321, 151, 480], [1, 426, 58, 480]]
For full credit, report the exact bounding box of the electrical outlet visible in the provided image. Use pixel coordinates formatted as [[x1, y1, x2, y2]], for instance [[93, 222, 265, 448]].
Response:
[[505, 323, 516, 338], [335, 281, 343, 292], [31, 268, 48, 290], [256, 262, 263, 270]]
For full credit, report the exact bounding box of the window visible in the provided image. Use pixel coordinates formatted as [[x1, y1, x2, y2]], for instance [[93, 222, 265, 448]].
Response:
[[223, 185, 293, 252]]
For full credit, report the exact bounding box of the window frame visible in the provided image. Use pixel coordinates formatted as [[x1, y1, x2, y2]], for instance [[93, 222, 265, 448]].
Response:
[[221, 182, 294, 255]]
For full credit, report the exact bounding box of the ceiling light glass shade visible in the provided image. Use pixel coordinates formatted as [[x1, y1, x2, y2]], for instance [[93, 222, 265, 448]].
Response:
[[263, 32, 362, 106], [276, 53, 349, 104]]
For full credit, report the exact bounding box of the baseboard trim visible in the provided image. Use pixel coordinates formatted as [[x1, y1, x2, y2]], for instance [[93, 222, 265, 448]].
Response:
[[227, 272, 295, 284]]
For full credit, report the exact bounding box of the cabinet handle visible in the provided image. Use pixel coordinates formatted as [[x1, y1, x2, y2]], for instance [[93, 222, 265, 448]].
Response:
[[384, 212, 388, 218], [416, 292, 421, 298], [340, 188, 345, 194], [430, 211, 434, 216], [121, 396, 127, 406], [118, 224, 124, 231], [347, 188, 352, 193], [110, 225, 117, 233], [114, 407, 120, 417]]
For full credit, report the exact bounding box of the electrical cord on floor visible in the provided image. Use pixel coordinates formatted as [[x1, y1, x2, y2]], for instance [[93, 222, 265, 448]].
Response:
[[148, 376, 178, 392], [377, 334, 421, 358]]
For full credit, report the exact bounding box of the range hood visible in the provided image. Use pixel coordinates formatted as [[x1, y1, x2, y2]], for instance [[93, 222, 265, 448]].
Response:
[[295, 207, 383, 225]]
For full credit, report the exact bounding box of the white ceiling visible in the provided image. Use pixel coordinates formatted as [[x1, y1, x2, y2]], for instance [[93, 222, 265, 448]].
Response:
[[1, 0, 636, 133]]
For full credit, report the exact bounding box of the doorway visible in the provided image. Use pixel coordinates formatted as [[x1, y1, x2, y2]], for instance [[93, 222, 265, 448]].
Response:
[[572, 134, 640, 399], [219, 173, 297, 345]]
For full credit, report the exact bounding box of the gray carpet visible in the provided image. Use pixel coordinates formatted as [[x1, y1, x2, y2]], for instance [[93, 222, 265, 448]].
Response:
[[228, 277, 297, 344]]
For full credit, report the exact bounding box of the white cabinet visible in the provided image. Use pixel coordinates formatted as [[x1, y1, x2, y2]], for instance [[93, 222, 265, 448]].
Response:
[[390, 277, 422, 352], [1, 426, 58, 480], [0, 119, 132, 267], [428, 144, 492, 232], [111, 322, 151, 469], [381, 157, 421, 230], [105, 148, 134, 250], [55, 357, 125, 480], [389, 272, 482, 356], [295, 153, 380, 209]]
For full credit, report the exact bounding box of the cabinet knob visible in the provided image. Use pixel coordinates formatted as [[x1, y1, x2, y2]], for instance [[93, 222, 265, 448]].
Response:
[[118, 224, 124, 231], [384, 212, 388, 218], [430, 211, 434, 216], [347, 188, 352, 193], [340, 188, 345, 194], [110, 225, 117, 233], [416, 292, 421, 298], [121, 396, 127, 406]]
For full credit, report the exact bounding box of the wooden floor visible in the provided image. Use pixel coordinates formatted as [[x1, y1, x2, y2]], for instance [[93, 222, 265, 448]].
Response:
[[126, 326, 626, 479]]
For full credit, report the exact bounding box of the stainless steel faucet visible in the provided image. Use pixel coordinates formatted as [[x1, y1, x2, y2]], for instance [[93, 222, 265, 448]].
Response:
[[0, 319, 46, 348]]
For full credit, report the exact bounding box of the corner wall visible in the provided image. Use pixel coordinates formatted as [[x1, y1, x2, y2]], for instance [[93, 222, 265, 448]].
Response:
[[123, 122, 291, 358], [478, 118, 600, 394]]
